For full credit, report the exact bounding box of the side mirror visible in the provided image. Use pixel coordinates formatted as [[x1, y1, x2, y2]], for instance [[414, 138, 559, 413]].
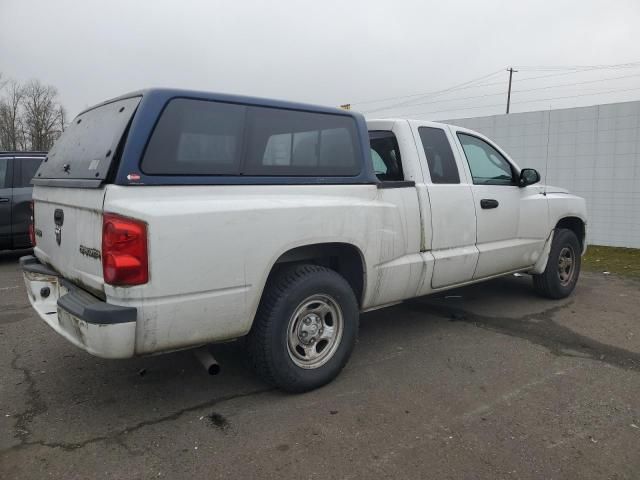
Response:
[[519, 168, 540, 187]]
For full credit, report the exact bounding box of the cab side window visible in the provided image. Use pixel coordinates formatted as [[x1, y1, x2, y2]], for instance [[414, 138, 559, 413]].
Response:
[[369, 131, 404, 181], [418, 127, 460, 184], [457, 133, 515, 185]]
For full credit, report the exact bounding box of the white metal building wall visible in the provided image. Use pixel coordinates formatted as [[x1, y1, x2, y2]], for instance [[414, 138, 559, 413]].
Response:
[[442, 101, 640, 248]]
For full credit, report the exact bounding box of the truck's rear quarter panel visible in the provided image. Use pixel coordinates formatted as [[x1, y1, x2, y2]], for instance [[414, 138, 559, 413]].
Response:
[[104, 184, 416, 354]]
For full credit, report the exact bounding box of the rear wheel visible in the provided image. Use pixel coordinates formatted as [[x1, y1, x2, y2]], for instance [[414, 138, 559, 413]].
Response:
[[533, 228, 581, 299], [247, 264, 359, 392]]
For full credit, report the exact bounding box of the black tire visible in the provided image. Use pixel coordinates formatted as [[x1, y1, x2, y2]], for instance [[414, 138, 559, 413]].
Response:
[[532, 228, 581, 299], [246, 264, 359, 393]]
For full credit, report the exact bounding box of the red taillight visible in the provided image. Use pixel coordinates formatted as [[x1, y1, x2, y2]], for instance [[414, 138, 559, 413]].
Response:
[[28, 201, 35, 246], [102, 213, 148, 286]]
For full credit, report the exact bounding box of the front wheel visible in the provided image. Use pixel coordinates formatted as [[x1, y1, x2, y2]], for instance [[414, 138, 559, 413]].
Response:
[[532, 228, 581, 299], [247, 264, 359, 392]]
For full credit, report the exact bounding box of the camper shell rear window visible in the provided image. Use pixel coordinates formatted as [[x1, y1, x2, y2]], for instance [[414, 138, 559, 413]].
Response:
[[34, 96, 141, 183]]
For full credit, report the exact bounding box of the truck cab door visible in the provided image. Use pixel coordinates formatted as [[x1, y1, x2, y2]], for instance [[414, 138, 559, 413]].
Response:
[[452, 130, 548, 278], [0, 157, 13, 250], [409, 121, 479, 289]]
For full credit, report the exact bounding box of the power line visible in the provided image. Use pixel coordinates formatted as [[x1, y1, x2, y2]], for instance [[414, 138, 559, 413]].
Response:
[[376, 71, 504, 112], [385, 85, 640, 119], [350, 70, 503, 106], [514, 85, 640, 106], [365, 71, 640, 114], [514, 62, 640, 71], [410, 67, 640, 96], [515, 71, 640, 94], [351, 60, 640, 108], [503, 67, 639, 83], [356, 70, 504, 113], [366, 69, 601, 104]]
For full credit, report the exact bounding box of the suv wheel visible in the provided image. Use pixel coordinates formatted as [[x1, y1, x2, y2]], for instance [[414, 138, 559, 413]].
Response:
[[533, 228, 581, 299], [247, 264, 359, 393]]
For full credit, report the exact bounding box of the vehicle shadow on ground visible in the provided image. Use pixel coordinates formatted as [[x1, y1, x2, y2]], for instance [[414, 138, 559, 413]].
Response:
[[26, 275, 548, 397], [27, 276, 544, 408], [55, 276, 546, 389], [0, 249, 32, 265]]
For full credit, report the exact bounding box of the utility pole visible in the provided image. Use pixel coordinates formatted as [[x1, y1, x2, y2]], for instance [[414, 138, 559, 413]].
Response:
[[506, 67, 517, 114]]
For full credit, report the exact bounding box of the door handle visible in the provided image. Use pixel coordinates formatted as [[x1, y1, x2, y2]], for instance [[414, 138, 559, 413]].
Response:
[[0, 198, 9, 203], [480, 199, 499, 209]]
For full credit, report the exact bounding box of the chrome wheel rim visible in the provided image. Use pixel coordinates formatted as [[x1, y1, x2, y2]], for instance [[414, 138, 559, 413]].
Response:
[[287, 294, 343, 369], [558, 246, 576, 286]]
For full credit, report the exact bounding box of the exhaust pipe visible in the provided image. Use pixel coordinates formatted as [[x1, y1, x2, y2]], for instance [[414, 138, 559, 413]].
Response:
[[194, 346, 221, 375]]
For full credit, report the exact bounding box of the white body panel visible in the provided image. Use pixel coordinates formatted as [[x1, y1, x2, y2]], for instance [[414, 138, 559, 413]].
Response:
[[406, 120, 479, 288], [32, 186, 106, 296], [27, 118, 587, 359], [102, 184, 424, 354], [447, 125, 551, 278]]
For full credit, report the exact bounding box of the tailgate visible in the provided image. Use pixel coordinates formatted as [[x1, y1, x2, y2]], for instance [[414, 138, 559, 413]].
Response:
[[33, 186, 106, 296], [28, 95, 142, 296]]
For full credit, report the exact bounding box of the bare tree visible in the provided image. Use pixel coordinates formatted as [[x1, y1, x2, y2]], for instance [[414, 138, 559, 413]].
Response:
[[0, 75, 67, 151], [21, 80, 63, 151], [57, 104, 67, 133], [0, 80, 26, 151]]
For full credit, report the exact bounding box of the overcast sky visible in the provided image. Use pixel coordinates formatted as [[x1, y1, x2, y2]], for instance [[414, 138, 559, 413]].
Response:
[[2, 0, 640, 120]]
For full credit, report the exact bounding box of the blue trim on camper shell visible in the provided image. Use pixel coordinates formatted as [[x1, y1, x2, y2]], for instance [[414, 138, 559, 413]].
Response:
[[109, 88, 378, 186]]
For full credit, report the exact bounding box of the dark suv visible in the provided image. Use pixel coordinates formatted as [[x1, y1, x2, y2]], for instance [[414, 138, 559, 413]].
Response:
[[0, 152, 46, 250]]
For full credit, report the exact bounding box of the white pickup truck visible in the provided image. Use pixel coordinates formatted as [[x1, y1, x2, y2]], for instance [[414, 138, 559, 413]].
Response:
[[22, 89, 587, 392]]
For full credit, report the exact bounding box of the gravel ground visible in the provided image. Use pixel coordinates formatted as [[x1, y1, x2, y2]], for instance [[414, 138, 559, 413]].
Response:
[[1, 249, 639, 479]]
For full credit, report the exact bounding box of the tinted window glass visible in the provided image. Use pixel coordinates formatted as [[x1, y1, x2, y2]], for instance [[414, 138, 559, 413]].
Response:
[[244, 107, 359, 176], [418, 127, 460, 184], [15, 158, 42, 187], [142, 99, 246, 175], [457, 133, 514, 185], [143, 100, 361, 177], [0, 158, 8, 188], [37, 96, 140, 180], [368, 131, 404, 181]]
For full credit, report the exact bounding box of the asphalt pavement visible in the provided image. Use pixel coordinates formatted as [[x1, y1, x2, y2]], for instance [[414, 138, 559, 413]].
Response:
[[1, 249, 639, 479]]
